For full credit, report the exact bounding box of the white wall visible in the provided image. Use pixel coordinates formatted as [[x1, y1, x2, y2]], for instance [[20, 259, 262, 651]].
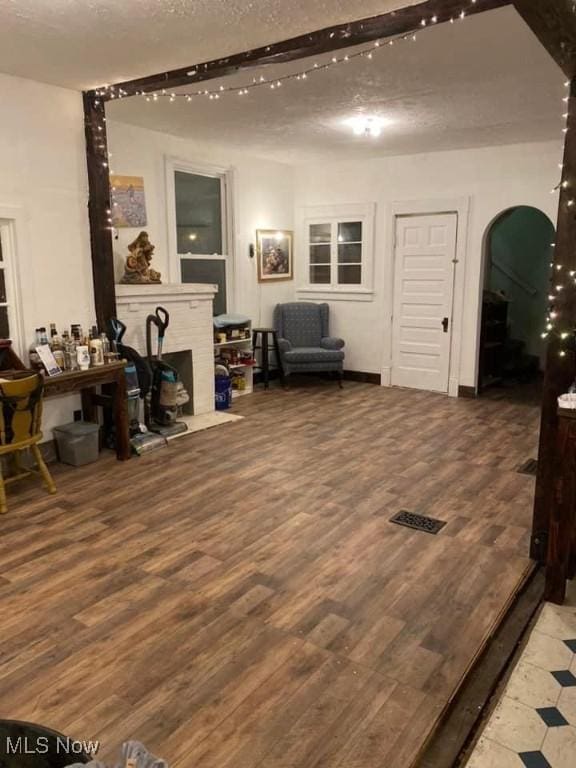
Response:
[[107, 121, 295, 327], [0, 71, 562, 430], [0, 72, 93, 434], [293, 140, 563, 387]]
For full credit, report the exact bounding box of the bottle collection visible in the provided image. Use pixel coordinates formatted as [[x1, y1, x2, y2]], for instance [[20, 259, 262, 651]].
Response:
[[28, 324, 114, 374]]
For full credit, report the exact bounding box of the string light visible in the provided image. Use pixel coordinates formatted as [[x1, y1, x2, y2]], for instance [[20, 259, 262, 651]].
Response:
[[95, 2, 481, 105], [91, 0, 545, 250], [543, 79, 576, 359]]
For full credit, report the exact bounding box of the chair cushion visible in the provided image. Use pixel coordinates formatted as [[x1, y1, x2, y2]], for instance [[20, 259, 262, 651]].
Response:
[[283, 346, 345, 364], [281, 304, 323, 347], [320, 336, 345, 351]]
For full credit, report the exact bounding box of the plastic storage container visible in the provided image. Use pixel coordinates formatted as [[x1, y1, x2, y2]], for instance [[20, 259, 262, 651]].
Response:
[[215, 374, 232, 410], [53, 421, 100, 466]]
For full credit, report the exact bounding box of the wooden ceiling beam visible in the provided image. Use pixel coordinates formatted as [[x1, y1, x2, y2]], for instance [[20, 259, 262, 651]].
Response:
[[94, 0, 511, 99], [513, 0, 576, 78]]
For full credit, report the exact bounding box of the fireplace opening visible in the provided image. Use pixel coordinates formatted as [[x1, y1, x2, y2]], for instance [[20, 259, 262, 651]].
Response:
[[160, 350, 194, 416]]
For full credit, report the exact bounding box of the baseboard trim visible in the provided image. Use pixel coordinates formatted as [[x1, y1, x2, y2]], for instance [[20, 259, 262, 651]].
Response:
[[254, 369, 381, 386], [458, 385, 478, 399], [343, 370, 381, 385], [253, 369, 281, 385]]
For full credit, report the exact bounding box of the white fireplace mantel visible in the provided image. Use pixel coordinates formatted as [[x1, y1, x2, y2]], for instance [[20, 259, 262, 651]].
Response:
[[116, 282, 217, 416], [116, 282, 217, 313]]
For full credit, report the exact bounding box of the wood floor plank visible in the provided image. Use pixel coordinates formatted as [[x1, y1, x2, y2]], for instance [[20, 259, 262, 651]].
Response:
[[0, 381, 538, 767]]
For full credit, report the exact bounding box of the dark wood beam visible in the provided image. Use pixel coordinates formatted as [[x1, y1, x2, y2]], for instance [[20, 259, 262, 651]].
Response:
[[513, 0, 576, 78], [84, 0, 511, 329], [531, 78, 576, 561], [83, 91, 116, 331], [544, 410, 576, 603], [97, 0, 511, 99]]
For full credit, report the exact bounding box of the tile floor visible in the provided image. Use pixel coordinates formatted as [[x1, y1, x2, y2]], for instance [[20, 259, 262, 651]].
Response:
[[466, 582, 576, 768]]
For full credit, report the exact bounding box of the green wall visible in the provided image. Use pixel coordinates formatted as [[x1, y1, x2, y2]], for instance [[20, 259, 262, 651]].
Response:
[[488, 206, 554, 363]]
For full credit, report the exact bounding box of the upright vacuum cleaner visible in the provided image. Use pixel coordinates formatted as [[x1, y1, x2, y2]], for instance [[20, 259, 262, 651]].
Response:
[[145, 307, 188, 438], [109, 318, 167, 455]]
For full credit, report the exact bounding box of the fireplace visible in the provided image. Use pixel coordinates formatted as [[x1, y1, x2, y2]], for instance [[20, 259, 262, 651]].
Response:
[[162, 350, 193, 415], [115, 283, 217, 416]]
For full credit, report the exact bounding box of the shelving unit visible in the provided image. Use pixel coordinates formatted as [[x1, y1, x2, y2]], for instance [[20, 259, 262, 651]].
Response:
[[214, 338, 250, 348], [214, 321, 253, 400]]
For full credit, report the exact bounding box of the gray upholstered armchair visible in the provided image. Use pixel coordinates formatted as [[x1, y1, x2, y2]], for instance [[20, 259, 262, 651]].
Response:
[[273, 302, 345, 386]]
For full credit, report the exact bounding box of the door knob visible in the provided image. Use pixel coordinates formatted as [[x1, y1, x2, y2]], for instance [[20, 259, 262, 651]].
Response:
[[442, 317, 449, 333]]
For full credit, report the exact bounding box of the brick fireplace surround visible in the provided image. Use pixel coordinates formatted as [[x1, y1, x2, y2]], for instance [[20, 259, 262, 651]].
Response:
[[115, 283, 217, 416]]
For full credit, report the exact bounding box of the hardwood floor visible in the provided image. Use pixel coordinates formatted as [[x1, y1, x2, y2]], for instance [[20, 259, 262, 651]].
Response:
[[0, 382, 539, 767]]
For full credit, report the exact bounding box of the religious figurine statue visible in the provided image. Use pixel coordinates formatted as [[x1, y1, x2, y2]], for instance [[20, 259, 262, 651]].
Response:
[[120, 231, 162, 284]]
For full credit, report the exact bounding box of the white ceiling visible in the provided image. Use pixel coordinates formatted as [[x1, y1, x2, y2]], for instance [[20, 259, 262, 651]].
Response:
[[106, 7, 565, 164], [0, 0, 417, 91]]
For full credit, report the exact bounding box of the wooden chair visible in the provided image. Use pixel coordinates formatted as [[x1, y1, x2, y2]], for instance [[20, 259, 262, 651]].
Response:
[[0, 371, 56, 513]]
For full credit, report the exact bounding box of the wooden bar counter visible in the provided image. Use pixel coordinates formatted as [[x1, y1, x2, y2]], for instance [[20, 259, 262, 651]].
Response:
[[0, 342, 130, 462], [42, 361, 130, 461]]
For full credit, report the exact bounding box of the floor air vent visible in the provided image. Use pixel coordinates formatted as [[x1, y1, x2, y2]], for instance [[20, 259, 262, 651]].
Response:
[[390, 510, 446, 535], [518, 459, 538, 476]]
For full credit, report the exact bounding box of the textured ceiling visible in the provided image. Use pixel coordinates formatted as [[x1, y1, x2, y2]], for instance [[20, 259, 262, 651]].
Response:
[[107, 7, 565, 164], [0, 0, 418, 90]]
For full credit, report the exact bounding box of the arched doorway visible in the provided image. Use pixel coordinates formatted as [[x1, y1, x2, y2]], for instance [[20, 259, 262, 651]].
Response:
[[478, 206, 555, 397]]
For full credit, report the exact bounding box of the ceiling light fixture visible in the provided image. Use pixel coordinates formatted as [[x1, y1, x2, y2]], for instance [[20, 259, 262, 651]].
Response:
[[345, 116, 389, 138]]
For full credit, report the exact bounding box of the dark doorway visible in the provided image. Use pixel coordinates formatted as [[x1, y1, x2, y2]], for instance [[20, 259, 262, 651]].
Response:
[[478, 206, 555, 402]]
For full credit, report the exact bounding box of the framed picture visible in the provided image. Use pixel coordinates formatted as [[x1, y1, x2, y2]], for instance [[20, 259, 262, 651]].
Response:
[[110, 175, 147, 227], [256, 229, 293, 282]]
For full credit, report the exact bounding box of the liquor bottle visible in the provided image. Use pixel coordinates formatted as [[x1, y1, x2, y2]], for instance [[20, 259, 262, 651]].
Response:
[[28, 329, 42, 371], [100, 332, 111, 359], [64, 331, 79, 371], [71, 325, 83, 344], [38, 327, 49, 346], [61, 331, 70, 370], [49, 324, 63, 352], [50, 326, 65, 370], [89, 335, 104, 367]]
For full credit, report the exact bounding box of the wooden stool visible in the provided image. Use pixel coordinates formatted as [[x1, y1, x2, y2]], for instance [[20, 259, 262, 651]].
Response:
[[252, 328, 284, 389]]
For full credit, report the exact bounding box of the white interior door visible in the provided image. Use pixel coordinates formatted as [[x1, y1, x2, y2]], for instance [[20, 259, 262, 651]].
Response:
[[391, 213, 457, 393]]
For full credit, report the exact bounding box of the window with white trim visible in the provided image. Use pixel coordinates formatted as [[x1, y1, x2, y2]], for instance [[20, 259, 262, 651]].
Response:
[[167, 160, 232, 316], [0, 223, 17, 345], [300, 204, 375, 296]]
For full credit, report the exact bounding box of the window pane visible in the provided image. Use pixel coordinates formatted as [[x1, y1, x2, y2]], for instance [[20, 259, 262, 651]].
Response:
[[310, 244, 331, 264], [0, 270, 7, 303], [338, 243, 362, 264], [310, 265, 331, 284], [0, 306, 9, 339], [175, 171, 223, 255], [181, 259, 227, 316], [309, 223, 331, 244], [338, 265, 362, 285], [338, 222, 362, 243]]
